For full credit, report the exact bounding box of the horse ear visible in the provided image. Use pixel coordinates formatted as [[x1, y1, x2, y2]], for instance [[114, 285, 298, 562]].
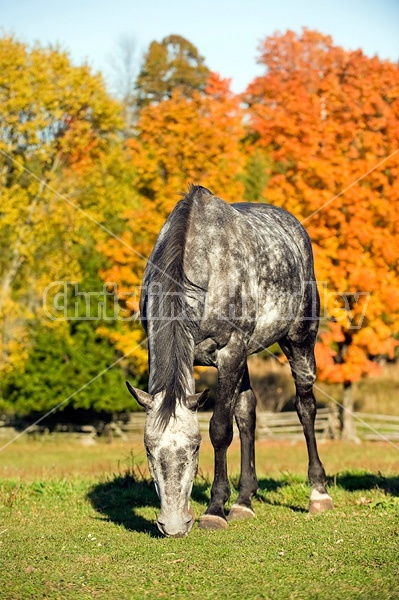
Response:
[[187, 389, 209, 411], [126, 382, 153, 410]]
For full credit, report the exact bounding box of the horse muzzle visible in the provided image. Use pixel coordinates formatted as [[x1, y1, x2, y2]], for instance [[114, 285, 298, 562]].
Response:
[[157, 506, 195, 538]]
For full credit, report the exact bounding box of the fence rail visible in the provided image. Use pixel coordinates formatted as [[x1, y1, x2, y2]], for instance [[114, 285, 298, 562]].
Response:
[[1, 409, 398, 442], [117, 408, 399, 442], [352, 412, 399, 441], [118, 409, 331, 440], [256, 407, 338, 440]]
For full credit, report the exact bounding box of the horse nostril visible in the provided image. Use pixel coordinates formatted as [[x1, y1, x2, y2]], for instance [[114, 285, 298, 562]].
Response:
[[157, 520, 167, 535]]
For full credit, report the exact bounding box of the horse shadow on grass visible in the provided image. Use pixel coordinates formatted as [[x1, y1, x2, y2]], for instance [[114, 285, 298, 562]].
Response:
[[87, 471, 399, 536], [256, 471, 399, 513], [256, 477, 308, 513], [332, 471, 399, 495], [87, 472, 210, 538], [87, 473, 308, 534]]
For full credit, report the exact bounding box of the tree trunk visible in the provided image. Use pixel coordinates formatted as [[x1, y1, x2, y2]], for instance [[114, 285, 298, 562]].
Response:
[[340, 381, 360, 442]]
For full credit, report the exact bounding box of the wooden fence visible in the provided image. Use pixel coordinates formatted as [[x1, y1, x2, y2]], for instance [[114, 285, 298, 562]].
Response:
[[116, 408, 399, 442], [1, 409, 398, 443], [351, 412, 399, 442], [117, 408, 337, 440], [255, 407, 339, 441]]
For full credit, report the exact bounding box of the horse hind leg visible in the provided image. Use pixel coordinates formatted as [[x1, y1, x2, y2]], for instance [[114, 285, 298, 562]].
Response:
[[228, 365, 258, 521], [279, 336, 333, 513]]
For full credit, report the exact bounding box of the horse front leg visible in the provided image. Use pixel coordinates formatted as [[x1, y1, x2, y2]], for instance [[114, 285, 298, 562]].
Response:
[[199, 347, 246, 530], [228, 364, 258, 521]]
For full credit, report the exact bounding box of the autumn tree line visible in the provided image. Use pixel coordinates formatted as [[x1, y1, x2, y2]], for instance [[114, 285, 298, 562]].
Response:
[[0, 30, 398, 430]]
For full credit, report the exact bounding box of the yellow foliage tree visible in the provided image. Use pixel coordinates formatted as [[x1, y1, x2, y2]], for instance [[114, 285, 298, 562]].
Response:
[[0, 35, 130, 376]]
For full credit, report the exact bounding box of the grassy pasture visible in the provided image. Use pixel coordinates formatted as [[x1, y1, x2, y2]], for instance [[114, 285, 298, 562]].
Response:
[[0, 436, 399, 599]]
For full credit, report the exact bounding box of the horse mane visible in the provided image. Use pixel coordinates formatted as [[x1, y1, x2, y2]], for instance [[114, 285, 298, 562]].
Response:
[[149, 185, 210, 428]]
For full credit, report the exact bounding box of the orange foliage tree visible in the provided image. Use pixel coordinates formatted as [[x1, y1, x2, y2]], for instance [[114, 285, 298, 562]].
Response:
[[245, 29, 399, 437], [98, 72, 246, 364]]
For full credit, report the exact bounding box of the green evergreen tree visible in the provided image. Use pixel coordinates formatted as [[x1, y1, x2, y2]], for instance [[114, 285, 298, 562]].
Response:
[[0, 261, 143, 417], [1, 321, 140, 418]]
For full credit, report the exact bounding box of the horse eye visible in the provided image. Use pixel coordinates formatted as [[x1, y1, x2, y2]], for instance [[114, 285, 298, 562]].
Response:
[[193, 445, 200, 454], [145, 447, 154, 459]]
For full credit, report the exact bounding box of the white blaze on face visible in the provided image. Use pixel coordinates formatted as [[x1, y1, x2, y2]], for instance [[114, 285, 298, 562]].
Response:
[[144, 400, 201, 537]]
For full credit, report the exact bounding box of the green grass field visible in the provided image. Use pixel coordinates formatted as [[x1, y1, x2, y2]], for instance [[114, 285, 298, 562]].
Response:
[[1, 435, 399, 599]]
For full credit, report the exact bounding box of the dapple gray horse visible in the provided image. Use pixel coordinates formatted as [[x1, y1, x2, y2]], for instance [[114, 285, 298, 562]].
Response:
[[127, 185, 333, 537]]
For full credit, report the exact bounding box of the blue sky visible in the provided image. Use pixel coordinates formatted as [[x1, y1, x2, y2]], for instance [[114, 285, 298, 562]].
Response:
[[1, 0, 399, 93]]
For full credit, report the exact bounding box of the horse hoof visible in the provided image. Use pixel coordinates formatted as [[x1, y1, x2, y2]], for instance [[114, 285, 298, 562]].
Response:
[[198, 515, 228, 530], [309, 494, 334, 513], [227, 504, 256, 521]]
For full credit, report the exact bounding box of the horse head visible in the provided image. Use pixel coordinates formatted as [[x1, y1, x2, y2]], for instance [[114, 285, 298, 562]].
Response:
[[126, 382, 208, 537]]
